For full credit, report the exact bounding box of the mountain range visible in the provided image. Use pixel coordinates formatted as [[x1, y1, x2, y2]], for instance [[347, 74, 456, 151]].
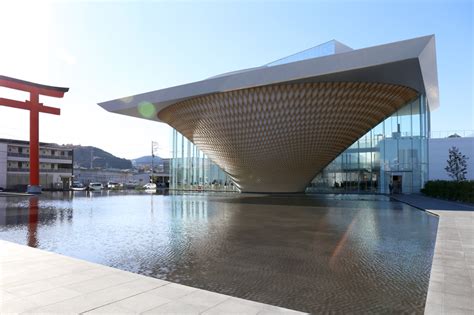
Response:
[[132, 155, 163, 166], [70, 145, 133, 169], [69, 146, 167, 170]]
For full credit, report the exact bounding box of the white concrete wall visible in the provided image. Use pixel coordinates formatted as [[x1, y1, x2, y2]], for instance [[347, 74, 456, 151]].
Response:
[[429, 137, 474, 180], [0, 143, 7, 189]]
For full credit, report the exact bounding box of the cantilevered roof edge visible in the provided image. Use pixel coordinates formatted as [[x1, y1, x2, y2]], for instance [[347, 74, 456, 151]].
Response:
[[98, 35, 438, 121]]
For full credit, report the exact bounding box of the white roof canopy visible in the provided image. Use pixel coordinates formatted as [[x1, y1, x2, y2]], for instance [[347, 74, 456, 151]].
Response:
[[99, 35, 439, 122]]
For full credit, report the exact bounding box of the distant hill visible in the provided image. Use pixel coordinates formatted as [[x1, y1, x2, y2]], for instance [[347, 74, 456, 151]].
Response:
[[70, 146, 133, 169], [132, 155, 163, 166]]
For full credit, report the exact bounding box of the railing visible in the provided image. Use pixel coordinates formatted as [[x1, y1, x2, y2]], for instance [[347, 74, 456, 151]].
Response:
[[7, 152, 73, 160], [171, 183, 239, 192], [430, 130, 474, 139], [7, 168, 73, 173]]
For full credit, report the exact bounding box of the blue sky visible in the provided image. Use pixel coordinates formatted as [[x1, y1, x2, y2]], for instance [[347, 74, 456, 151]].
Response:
[[0, 0, 472, 158]]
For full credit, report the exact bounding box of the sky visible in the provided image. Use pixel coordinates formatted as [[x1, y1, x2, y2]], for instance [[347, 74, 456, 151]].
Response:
[[0, 0, 472, 159]]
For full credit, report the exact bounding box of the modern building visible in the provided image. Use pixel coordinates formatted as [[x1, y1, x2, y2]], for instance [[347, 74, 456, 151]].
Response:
[[0, 138, 73, 191], [99, 35, 439, 193]]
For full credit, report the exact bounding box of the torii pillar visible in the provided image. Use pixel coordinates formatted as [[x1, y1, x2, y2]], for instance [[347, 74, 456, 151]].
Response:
[[0, 75, 69, 194]]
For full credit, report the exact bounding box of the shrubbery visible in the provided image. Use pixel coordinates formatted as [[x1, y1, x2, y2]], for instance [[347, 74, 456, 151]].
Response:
[[421, 180, 474, 203]]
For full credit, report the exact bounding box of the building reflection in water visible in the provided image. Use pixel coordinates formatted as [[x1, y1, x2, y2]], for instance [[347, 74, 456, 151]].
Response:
[[171, 195, 209, 220], [0, 193, 75, 249], [0, 193, 437, 314]]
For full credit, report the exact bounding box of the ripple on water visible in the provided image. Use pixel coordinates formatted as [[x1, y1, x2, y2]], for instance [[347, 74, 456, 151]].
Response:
[[0, 192, 437, 314]]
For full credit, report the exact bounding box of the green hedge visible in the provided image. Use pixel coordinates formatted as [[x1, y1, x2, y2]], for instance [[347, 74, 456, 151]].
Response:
[[421, 180, 474, 203]]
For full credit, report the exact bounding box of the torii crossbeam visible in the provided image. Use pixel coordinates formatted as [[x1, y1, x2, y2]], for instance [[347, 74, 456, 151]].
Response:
[[0, 75, 69, 194]]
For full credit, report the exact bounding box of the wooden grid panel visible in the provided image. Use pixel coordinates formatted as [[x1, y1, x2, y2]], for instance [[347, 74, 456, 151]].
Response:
[[158, 82, 417, 192]]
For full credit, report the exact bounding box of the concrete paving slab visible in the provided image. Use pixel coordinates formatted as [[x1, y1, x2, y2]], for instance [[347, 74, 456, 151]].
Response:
[[0, 240, 306, 314], [391, 194, 474, 315]]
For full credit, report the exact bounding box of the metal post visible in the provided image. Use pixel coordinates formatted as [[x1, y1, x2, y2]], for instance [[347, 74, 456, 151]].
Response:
[[151, 141, 154, 183]]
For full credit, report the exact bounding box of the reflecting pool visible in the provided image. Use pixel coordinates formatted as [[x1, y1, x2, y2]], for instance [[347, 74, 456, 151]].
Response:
[[0, 192, 438, 313]]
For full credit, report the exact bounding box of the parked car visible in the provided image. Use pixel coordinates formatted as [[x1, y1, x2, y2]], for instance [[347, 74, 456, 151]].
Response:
[[88, 182, 104, 191], [143, 183, 157, 190], [106, 182, 121, 189], [71, 181, 87, 191]]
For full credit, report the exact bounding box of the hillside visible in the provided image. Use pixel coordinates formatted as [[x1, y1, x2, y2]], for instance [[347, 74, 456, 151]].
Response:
[[71, 146, 133, 169], [132, 155, 163, 166]]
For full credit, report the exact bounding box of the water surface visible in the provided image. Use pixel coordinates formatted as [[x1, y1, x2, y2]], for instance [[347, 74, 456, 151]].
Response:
[[0, 192, 438, 313]]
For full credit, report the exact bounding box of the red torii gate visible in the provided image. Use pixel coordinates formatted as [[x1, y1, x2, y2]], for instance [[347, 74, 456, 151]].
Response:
[[0, 75, 69, 194]]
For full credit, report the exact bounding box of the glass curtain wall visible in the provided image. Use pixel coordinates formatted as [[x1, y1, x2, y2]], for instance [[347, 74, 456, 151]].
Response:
[[170, 130, 238, 192], [307, 94, 429, 194], [171, 94, 429, 194]]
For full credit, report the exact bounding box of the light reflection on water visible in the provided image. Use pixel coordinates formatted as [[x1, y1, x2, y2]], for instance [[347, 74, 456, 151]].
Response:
[[0, 191, 438, 313]]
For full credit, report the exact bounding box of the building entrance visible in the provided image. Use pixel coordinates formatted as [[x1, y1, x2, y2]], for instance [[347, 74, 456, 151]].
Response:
[[392, 175, 402, 194]]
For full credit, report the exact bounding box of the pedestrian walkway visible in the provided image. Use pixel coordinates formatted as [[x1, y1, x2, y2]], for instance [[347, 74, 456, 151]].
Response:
[[391, 194, 474, 315], [0, 240, 305, 314]]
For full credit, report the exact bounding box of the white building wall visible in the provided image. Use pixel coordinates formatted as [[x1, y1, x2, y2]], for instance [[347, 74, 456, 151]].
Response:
[[429, 137, 474, 180], [0, 139, 73, 190], [0, 143, 7, 188]]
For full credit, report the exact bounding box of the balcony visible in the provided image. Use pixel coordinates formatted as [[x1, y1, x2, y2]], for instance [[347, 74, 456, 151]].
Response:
[[7, 152, 73, 160], [7, 168, 73, 173]]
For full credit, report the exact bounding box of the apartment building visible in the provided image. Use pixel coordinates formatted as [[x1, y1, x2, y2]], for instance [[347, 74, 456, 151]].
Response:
[[0, 138, 73, 191]]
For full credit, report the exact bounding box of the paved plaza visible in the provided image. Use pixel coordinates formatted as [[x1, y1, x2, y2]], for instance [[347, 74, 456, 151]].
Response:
[[392, 194, 474, 314], [0, 240, 304, 314]]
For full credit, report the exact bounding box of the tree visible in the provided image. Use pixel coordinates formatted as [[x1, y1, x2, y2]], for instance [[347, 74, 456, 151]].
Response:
[[445, 146, 469, 181]]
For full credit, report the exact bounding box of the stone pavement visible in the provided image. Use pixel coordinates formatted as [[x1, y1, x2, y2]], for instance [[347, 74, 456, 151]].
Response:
[[0, 240, 305, 314], [391, 194, 474, 315]]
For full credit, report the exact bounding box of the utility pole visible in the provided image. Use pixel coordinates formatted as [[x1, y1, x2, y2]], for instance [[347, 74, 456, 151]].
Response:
[[151, 142, 154, 183], [90, 147, 93, 169], [151, 141, 159, 184]]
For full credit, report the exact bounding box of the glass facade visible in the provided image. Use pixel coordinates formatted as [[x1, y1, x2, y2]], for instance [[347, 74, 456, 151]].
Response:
[[166, 38, 433, 194], [170, 94, 429, 194], [265, 40, 353, 67], [307, 94, 430, 194], [170, 130, 238, 192]]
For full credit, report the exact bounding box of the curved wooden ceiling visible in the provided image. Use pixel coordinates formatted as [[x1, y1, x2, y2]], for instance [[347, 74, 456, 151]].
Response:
[[158, 82, 417, 192]]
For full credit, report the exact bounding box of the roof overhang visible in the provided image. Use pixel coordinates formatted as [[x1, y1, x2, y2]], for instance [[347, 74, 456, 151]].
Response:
[[98, 35, 439, 122]]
